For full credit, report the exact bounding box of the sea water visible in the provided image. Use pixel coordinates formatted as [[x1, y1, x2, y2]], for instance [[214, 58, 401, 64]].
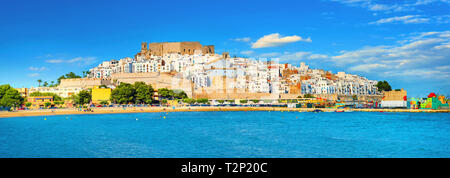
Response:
[[0, 111, 448, 158]]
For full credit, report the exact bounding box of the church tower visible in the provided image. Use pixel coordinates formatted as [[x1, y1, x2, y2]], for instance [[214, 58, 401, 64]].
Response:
[[141, 42, 148, 53]]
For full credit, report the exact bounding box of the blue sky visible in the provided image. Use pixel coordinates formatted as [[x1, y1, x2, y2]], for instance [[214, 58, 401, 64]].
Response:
[[0, 0, 449, 97]]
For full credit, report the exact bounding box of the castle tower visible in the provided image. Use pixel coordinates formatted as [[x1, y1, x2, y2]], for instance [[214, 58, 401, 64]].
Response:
[[222, 52, 230, 59], [141, 42, 148, 53]]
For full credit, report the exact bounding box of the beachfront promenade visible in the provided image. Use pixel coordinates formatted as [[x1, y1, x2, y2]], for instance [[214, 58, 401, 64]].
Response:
[[1, 107, 449, 118]]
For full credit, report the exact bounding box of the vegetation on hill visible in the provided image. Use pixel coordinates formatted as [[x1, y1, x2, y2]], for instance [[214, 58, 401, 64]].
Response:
[[57, 72, 82, 85], [376, 80, 392, 92]]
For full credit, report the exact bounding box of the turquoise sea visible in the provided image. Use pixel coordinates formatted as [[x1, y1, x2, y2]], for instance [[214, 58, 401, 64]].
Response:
[[0, 111, 449, 158]]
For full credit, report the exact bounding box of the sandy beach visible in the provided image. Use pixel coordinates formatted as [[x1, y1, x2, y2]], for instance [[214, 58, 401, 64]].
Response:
[[0, 106, 449, 118]]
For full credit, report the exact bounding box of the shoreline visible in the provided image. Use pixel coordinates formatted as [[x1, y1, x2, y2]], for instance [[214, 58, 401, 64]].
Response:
[[0, 107, 449, 118]]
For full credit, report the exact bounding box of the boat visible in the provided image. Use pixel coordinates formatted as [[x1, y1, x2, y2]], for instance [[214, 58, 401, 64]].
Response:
[[335, 110, 344, 113], [312, 109, 323, 113]]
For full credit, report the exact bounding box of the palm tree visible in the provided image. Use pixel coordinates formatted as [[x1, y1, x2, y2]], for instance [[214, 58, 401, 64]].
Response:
[[51, 81, 55, 87], [37, 79, 42, 87], [82, 71, 86, 78], [43, 81, 48, 87]]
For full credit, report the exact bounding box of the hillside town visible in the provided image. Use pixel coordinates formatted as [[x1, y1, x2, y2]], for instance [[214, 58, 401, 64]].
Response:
[[1, 41, 449, 111], [88, 42, 380, 97]]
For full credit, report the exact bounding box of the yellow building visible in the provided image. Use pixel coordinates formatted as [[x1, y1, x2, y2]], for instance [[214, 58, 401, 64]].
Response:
[[91, 86, 112, 104], [27, 96, 53, 109], [15, 88, 28, 97]]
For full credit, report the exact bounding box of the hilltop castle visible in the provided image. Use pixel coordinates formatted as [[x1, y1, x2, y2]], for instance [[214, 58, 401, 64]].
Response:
[[135, 41, 215, 59]]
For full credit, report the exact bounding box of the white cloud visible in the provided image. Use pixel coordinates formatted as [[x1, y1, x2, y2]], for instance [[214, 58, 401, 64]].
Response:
[[435, 65, 450, 70], [414, 0, 450, 5], [240, 50, 254, 55], [46, 59, 64, 63], [251, 33, 311, 49], [370, 15, 450, 25], [434, 44, 450, 49], [262, 51, 330, 63], [232, 37, 251, 42], [384, 69, 450, 79], [45, 57, 97, 66], [329, 0, 450, 13], [330, 0, 415, 13], [257, 52, 281, 58], [29, 66, 47, 71], [308, 54, 329, 59], [28, 73, 40, 77], [331, 31, 450, 79], [370, 15, 430, 25], [349, 63, 389, 72]]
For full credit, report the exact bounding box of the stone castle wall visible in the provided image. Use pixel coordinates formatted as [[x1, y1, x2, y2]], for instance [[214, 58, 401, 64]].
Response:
[[146, 42, 214, 56], [383, 89, 407, 101]]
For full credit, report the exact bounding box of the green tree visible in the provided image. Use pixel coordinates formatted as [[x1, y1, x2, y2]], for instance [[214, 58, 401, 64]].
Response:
[[100, 100, 109, 105], [99, 84, 108, 89], [303, 94, 315, 98], [251, 99, 260, 103], [158, 88, 172, 99], [0, 85, 24, 109], [111, 83, 135, 104], [173, 90, 188, 99], [134, 82, 154, 104], [0, 85, 11, 99], [44, 102, 52, 108], [25, 102, 32, 107], [376, 80, 392, 92], [50, 81, 55, 87], [183, 98, 196, 105], [57, 72, 82, 85], [57, 75, 66, 85], [239, 100, 248, 104], [161, 99, 168, 104], [43, 81, 48, 87], [37, 79, 42, 87], [75, 90, 92, 105], [196, 98, 209, 104], [65, 72, 81, 79], [217, 100, 225, 104]]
